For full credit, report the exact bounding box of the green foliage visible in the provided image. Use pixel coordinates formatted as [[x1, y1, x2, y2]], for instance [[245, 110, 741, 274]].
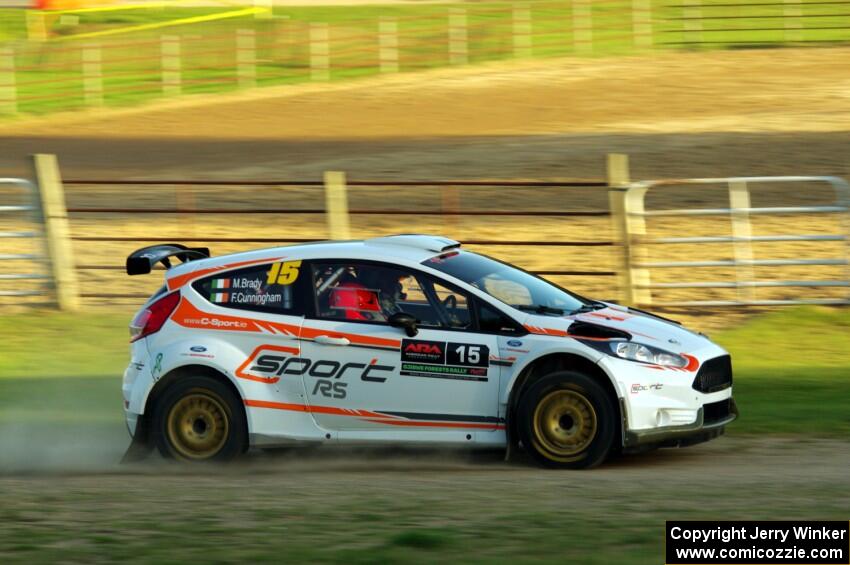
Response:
[[2, 1, 847, 117]]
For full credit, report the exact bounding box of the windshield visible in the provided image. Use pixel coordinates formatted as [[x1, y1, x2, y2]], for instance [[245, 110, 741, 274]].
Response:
[[421, 251, 590, 315]]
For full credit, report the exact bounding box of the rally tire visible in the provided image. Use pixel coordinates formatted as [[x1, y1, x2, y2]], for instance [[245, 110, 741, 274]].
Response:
[[152, 375, 248, 462], [517, 370, 616, 469]]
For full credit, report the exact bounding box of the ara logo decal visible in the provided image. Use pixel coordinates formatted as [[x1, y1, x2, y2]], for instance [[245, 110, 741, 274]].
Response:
[[401, 339, 446, 364]]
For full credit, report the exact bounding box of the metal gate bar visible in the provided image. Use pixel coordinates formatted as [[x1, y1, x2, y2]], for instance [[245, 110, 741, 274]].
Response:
[[0, 178, 47, 298], [623, 176, 850, 306]]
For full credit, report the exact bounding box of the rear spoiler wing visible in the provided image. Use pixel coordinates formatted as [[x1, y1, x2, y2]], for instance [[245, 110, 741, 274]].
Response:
[[126, 244, 210, 275]]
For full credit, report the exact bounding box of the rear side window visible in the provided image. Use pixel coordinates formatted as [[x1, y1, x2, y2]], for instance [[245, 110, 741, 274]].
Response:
[[193, 261, 305, 315]]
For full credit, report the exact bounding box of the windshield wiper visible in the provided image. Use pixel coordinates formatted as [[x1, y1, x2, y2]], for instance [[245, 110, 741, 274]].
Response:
[[568, 302, 608, 315], [515, 304, 566, 316]]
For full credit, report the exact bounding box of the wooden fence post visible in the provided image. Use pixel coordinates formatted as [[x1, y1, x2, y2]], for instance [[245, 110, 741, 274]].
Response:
[[379, 17, 400, 73], [607, 153, 645, 306], [310, 23, 330, 81], [0, 47, 17, 115], [572, 0, 593, 54], [632, 0, 653, 49], [324, 171, 351, 240], [513, 5, 532, 58], [783, 0, 803, 43], [82, 43, 104, 106], [237, 29, 257, 89], [161, 35, 182, 97], [30, 154, 80, 312], [448, 8, 468, 65]]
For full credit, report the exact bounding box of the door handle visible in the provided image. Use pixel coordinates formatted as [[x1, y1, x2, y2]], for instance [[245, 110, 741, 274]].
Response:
[[314, 335, 351, 346]]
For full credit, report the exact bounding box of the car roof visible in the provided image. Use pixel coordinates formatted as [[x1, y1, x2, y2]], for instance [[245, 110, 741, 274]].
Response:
[[166, 234, 461, 280]]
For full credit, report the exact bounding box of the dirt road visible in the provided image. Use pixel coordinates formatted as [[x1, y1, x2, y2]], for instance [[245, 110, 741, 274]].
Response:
[[0, 437, 848, 562], [2, 47, 850, 181]]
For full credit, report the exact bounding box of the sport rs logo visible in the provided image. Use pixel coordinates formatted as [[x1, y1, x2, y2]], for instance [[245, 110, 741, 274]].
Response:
[[235, 344, 394, 389]]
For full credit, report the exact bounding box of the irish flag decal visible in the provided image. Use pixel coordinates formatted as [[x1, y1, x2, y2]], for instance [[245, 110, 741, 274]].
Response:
[[211, 279, 231, 303]]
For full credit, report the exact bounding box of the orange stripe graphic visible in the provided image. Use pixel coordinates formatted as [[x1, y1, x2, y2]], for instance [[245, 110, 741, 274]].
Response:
[[244, 400, 504, 430], [167, 256, 284, 291]]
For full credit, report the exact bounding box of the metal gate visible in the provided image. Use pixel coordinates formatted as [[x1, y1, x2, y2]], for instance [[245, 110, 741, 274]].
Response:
[[0, 178, 48, 301], [622, 176, 850, 307]]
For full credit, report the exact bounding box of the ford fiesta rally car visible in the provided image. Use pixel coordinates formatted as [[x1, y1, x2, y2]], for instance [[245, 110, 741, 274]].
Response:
[[123, 235, 737, 468]]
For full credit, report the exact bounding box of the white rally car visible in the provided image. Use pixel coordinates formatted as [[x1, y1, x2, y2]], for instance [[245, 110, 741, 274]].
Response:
[[122, 235, 736, 468]]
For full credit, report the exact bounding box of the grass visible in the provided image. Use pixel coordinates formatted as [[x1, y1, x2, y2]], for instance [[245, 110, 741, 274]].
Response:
[[2, 1, 849, 116], [0, 305, 848, 434]]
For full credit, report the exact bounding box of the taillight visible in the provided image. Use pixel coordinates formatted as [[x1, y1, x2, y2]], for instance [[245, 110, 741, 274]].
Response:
[[130, 291, 180, 343]]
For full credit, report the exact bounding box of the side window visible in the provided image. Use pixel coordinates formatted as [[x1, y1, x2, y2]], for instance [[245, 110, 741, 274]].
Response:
[[430, 280, 471, 330], [192, 260, 304, 315], [312, 262, 441, 324], [478, 301, 524, 335]]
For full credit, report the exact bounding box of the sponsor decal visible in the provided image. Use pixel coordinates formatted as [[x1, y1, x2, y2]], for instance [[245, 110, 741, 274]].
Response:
[[151, 353, 163, 381], [507, 339, 523, 347], [236, 344, 394, 387], [190, 346, 207, 353], [401, 339, 445, 364], [631, 383, 663, 394], [400, 339, 489, 381], [182, 317, 249, 329], [181, 352, 215, 359]]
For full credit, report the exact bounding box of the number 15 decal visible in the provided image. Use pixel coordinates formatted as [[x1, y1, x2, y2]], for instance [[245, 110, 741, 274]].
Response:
[[447, 343, 489, 368], [267, 260, 302, 285]]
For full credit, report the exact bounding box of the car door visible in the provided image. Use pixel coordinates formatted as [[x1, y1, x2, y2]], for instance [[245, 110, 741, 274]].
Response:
[[187, 259, 310, 403], [299, 260, 502, 434]]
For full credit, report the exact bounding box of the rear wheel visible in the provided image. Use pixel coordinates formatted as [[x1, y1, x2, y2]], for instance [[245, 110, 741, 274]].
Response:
[[153, 375, 247, 462], [517, 371, 616, 469]]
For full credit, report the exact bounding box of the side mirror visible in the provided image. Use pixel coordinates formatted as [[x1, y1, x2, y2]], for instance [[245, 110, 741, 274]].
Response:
[[388, 312, 419, 337]]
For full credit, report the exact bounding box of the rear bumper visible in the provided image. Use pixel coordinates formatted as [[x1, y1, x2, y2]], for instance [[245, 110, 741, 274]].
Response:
[[622, 397, 738, 448]]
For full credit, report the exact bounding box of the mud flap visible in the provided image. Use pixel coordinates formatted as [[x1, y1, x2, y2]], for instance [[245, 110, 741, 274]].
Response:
[[120, 419, 152, 464], [120, 434, 153, 464]]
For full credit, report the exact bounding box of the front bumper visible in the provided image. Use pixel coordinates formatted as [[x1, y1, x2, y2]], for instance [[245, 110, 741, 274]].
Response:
[[622, 397, 738, 449]]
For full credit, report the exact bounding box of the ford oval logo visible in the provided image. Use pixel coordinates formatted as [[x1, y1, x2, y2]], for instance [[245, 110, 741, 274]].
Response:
[[190, 346, 207, 353], [507, 340, 523, 347]]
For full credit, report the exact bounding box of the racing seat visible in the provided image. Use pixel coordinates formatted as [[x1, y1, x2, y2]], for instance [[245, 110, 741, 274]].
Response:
[[329, 281, 382, 321]]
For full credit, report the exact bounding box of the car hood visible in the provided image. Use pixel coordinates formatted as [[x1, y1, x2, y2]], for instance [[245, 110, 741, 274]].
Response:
[[522, 303, 711, 354]]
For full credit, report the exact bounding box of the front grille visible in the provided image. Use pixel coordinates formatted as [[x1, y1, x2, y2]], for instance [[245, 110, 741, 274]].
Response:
[[703, 399, 731, 424], [692, 355, 733, 393]]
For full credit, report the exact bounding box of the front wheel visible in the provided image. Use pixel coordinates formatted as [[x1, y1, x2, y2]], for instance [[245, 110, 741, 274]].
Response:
[[152, 375, 248, 462], [516, 371, 616, 469]]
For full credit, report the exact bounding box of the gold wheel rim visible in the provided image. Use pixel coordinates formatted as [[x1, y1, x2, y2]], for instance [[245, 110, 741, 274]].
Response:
[[166, 390, 229, 460], [532, 389, 598, 459]]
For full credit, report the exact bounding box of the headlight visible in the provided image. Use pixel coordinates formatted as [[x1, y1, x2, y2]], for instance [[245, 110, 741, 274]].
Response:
[[576, 338, 687, 368], [610, 341, 686, 368]]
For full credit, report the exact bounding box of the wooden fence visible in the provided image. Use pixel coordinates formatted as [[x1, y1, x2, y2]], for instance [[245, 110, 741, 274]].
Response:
[[2, 0, 849, 116]]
